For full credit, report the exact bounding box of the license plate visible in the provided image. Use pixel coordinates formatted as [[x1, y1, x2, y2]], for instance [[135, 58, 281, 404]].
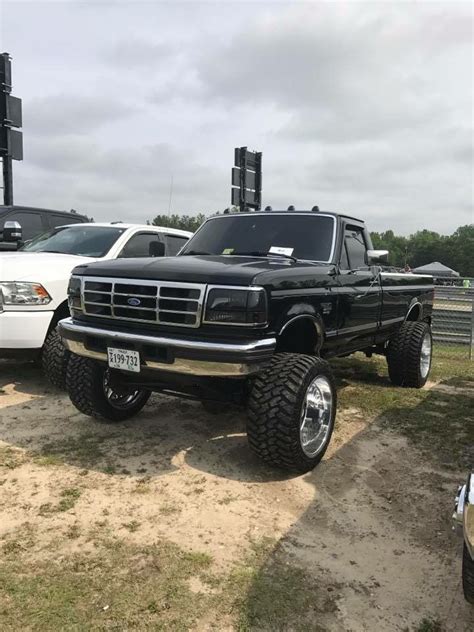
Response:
[[107, 347, 140, 373]]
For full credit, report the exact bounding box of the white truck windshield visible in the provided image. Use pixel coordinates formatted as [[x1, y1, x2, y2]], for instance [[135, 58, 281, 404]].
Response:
[[22, 226, 125, 257]]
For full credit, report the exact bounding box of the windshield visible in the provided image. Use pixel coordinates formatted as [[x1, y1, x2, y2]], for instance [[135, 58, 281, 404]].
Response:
[[21, 226, 125, 257], [180, 214, 336, 261]]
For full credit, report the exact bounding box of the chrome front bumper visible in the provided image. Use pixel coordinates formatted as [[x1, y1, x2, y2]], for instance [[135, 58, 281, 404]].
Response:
[[58, 317, 276, 377], [453, 473, 474, 560]]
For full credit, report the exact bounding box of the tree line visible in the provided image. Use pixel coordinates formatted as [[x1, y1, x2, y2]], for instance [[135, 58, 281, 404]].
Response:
[[150, 213, 473, 277], [370, 225, 473, 277]]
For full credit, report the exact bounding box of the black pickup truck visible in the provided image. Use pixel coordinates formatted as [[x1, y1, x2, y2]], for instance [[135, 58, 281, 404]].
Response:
[[59, 210, 434, 472]]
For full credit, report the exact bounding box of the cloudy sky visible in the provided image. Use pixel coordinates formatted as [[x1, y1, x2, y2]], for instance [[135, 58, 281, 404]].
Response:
[[1, 0, 472, 234]]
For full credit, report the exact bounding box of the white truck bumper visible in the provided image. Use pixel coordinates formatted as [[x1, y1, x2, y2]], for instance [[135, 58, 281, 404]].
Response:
[[0, 310, 54, 354]]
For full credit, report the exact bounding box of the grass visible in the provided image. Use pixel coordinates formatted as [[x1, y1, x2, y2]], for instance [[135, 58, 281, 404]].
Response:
[[38, 487, 82, 516], [333, 348, 473, 469], [411, 618, 444, 632], [36, 433, 121, 475], [0, 523, 327, 632], [0, 538, 214, 631], [159, 502, 181, 516], [0, 445, 27, 470], [224, 538, 335, 632], [123, 520, 141, 533], [37, 434, 106, 468]]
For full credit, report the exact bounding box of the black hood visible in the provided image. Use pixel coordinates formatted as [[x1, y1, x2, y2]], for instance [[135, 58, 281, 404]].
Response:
[[72, 255, 335, 291]]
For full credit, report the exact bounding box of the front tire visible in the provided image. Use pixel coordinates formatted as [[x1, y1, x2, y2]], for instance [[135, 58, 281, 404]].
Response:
[[247, 353, 336, 473], [463, 543, 474, 604], [42, 326, 70, 389], [386, 321, 432, 388], [66, 354, 151, 422]]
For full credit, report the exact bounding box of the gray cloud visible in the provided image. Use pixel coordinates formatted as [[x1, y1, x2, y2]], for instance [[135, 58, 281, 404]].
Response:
[[25, 94, 134, 136], [102, 39, 175, 67], [3, 1, 472, 235]]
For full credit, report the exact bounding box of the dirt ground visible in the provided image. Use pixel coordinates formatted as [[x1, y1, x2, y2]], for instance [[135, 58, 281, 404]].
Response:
[[0, 352, 473, 631]]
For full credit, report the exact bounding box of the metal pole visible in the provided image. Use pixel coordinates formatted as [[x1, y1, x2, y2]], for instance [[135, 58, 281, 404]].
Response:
[[470, 294, 474, 361], [239, 147, 247, 213], [2, 154, 13, 205]]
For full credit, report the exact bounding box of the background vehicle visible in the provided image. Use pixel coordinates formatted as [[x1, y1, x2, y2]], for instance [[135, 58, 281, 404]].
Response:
[[454, 474, 474, 604], [0, 223, 191, 387], [0, 205, 89, 249], [60, 209, 434, 472]]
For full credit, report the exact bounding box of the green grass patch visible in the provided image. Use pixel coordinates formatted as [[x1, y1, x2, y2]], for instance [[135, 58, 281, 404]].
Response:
[[37, 434, 106, 468], [0, 538, 214, 631], [0, 445, 27, 470], [38, 488, 82, 516], [410, 617, 444, 632]]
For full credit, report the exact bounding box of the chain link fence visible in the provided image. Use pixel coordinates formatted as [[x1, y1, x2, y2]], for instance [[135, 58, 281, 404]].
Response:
[[433, 280, 474, 359]]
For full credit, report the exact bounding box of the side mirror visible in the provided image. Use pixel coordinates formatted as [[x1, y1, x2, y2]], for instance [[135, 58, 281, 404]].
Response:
[[3, 221, 22, 242], [149, 240, 165, 257], [367, 249, 389, 265]]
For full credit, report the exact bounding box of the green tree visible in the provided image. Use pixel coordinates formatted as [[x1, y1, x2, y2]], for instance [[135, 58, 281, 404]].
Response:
[[370, 224, 473, 276], [151, 213, 207, 233]]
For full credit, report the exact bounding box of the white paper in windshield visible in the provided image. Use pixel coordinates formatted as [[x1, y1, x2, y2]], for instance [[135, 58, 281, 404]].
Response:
[[269, 246, 294, 256]]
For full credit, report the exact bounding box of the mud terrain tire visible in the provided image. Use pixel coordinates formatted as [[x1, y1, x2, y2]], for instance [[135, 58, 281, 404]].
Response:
[[42, 326, 70, 389], [386, 321, 432, 388], [66, 354, 150, 422], [463, 543, 474, 604], [247, 353, 336, 473]]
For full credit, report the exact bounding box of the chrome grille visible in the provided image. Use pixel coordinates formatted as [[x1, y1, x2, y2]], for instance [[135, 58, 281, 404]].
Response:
[[80, 276, 206, 328]]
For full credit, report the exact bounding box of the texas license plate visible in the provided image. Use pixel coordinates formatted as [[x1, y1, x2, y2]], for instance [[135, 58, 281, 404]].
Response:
[[107, 347, 140, 373]]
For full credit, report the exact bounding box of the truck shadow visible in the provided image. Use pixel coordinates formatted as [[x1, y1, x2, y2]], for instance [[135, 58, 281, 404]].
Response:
[[0, 359, 472, 484], [0, 360, 51, 398]]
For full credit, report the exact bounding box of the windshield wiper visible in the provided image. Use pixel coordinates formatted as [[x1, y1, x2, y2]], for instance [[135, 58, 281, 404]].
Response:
[[232, 251, 299, 263]]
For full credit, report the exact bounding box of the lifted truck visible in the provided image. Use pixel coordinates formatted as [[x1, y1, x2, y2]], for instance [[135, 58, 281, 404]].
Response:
[[59, 209, 434, 472]]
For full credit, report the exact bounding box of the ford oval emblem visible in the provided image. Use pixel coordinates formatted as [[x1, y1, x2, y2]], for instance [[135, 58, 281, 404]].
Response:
[[127, 297, 141, 307]]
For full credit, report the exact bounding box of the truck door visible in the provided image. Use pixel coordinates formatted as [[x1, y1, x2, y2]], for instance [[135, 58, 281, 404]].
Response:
[[334, 224, 382, 349]]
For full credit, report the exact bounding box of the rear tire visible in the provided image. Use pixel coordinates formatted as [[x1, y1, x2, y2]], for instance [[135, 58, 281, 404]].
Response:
[[42, 326, 70, 389], [247, 353, 336, 473], [463, 543, 474, 604], [386, 321, 432, 388], [66, 354, 150, 422]]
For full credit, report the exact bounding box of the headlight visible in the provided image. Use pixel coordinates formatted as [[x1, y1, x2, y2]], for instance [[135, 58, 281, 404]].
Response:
[[204, 287, 267, 325], [0, 282, 52, 306], [67, 276, 82, 316]]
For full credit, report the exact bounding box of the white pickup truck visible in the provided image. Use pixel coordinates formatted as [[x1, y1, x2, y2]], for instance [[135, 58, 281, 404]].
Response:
[[0, 222, 191, 386]]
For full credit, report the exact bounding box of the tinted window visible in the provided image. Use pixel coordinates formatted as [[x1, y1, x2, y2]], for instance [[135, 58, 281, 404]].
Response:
[[344, 227, 367, 269], [119, 233, 162, 258], [180, 214, 335, 261], [22, 226, 125, 257], [49, 213, 84, 228], [5, 212, 44, 241], [165, 234, 188, 256]]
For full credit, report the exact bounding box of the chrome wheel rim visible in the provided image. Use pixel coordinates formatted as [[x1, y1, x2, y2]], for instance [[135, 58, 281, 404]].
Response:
[[299, 376, 333, 458], [103, 370, 143, 410], [420, 333, 432, 379]]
